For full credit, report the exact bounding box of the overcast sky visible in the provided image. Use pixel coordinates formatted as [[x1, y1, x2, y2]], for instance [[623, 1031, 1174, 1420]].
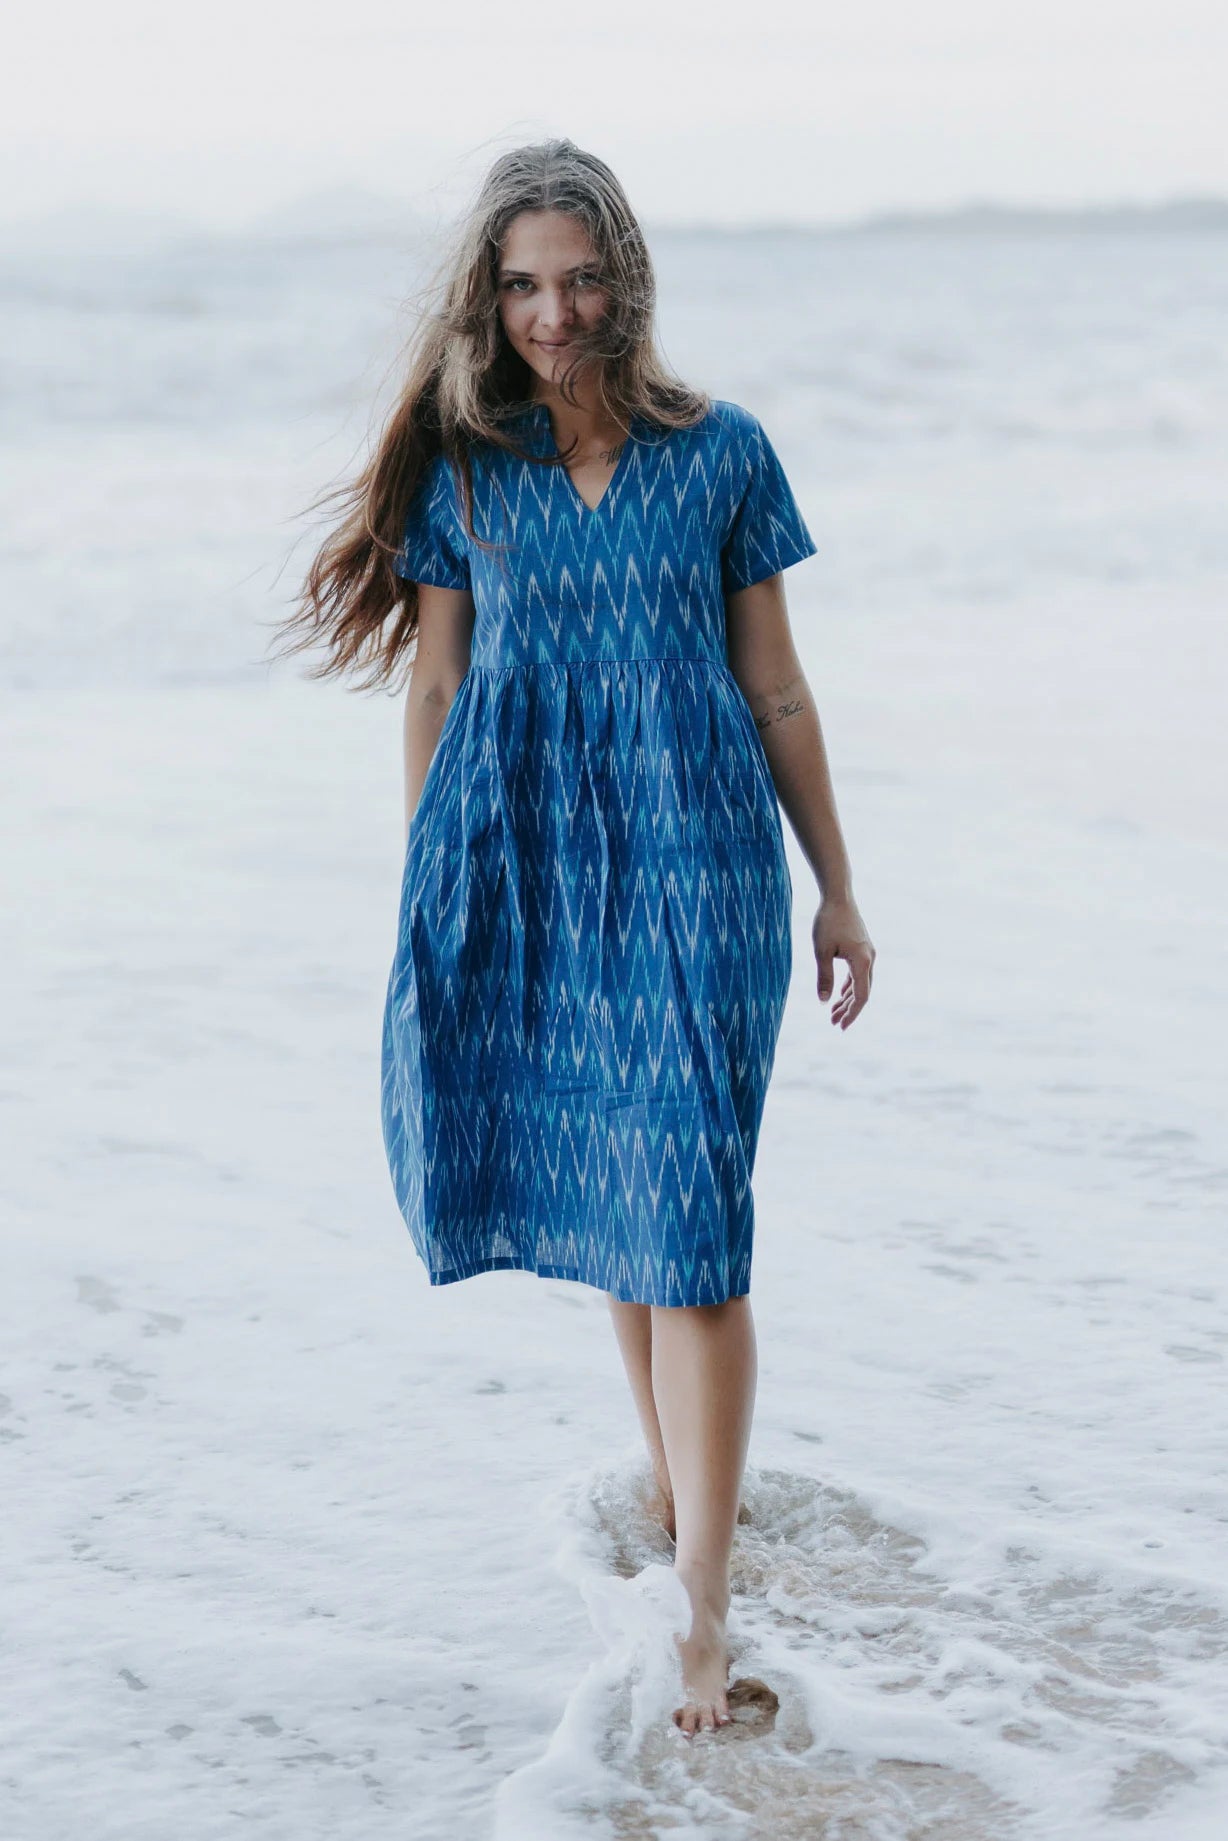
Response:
[[5, 0, 1226, 229]]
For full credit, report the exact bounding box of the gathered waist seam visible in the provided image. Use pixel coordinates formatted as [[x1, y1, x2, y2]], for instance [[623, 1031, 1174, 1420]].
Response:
[[467, 655, 728, 674]]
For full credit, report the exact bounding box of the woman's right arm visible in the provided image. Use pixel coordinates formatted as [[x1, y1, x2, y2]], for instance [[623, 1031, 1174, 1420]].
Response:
[[402, 582, 476, 844]]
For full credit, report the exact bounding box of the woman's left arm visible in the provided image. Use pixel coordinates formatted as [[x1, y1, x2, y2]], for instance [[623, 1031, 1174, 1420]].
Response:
[[725, 573, 876, 1029]]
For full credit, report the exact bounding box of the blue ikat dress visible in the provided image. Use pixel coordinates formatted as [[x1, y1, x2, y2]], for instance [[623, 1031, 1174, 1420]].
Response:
[[380, 398, 817, 1306]]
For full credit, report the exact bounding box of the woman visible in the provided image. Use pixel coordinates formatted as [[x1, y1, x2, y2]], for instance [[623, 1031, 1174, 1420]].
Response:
[[277, 138, 875, 1738]]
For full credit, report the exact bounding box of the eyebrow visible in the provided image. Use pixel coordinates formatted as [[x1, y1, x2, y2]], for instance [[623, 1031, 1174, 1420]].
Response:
[[498, 263, 597, 278]]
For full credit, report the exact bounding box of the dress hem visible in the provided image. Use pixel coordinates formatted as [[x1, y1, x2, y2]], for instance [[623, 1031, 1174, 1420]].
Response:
[[422, 1250, 748, 1308]]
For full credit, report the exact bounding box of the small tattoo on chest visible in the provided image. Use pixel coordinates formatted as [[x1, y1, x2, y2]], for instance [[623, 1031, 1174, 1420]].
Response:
[[566, 442, 623, 475]]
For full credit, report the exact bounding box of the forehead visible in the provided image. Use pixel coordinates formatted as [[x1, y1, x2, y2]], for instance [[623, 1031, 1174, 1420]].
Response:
[[498, 209, 599, 272]]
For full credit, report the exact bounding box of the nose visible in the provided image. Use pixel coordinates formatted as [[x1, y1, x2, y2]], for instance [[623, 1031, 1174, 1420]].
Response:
[[534, 287, 578, 334]]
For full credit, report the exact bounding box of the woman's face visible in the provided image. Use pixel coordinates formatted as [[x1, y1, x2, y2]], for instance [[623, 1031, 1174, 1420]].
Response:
[[496, 209, 610, 394]]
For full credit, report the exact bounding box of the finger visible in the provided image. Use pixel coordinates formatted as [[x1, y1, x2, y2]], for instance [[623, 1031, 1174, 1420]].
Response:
[[849, 953, 871, 990], [839, 967, 872, 1025], [816, 949, 835, 1002], [829, 961, 863, 1011]]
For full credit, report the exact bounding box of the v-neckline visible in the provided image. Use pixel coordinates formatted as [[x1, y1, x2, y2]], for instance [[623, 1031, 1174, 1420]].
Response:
[[530, 403, 636, 517]]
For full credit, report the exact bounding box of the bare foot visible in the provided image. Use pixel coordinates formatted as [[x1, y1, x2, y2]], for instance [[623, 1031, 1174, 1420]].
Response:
[[672, 1604, 732, 1737]]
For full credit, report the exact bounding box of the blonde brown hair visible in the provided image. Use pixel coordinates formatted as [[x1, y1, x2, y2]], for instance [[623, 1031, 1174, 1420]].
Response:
[[270, 137, 710, 692]]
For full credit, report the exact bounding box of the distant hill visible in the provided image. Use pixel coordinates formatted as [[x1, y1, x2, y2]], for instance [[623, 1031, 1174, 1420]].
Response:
[[5, 192, 1228, 255], [838, 198, 1228, 235], [653, 198, 1228, 238]]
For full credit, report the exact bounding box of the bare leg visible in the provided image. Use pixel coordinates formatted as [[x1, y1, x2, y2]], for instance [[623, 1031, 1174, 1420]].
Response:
[[605, 1296, 676, 1539], [651, 1295, 757, 1736]]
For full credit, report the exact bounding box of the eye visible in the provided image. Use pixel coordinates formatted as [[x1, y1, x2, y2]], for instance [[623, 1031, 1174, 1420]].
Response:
[[499, 271, 603, 294]]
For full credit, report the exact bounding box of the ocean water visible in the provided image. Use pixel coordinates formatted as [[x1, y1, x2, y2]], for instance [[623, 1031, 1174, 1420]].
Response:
[[3, 212, 1226, 1840]]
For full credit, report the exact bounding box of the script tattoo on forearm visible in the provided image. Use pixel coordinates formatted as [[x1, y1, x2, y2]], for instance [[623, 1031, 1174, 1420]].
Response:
[[754, 695, 806, 733]]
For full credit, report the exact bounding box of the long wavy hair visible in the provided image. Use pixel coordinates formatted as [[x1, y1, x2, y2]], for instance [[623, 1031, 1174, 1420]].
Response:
[[269, 138, 710, 692]]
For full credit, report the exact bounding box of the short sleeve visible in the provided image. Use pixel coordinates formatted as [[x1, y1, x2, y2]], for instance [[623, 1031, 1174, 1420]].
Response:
[[392, 453, 471, 590], [719, 409, 818, 594]]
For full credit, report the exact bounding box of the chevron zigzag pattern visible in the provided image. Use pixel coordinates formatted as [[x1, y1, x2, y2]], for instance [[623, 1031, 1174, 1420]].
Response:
[[380, 398, 817, 1305]]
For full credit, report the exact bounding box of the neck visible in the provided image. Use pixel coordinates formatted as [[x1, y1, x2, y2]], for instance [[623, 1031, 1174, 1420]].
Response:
[[530, 388, 626, 446]]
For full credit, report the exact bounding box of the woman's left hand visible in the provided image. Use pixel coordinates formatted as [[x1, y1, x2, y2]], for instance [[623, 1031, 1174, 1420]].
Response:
[[812, 895, 876, 1029]]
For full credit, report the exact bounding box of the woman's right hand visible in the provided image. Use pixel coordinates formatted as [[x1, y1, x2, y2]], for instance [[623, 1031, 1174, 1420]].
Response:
[[812, 895, 875, 1029]]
